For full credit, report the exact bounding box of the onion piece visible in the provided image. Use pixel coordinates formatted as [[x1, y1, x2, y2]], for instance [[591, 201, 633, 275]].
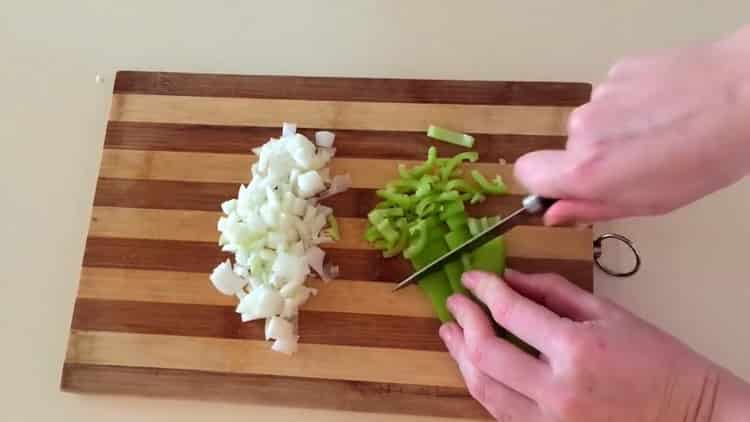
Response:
[[209, 260, 248, 295], [315, 131, 335, 148], [317, 174, 352, 200], [272, 335, 299, 355], [265, 316, 294, 341], [282, 122, 297, 137]]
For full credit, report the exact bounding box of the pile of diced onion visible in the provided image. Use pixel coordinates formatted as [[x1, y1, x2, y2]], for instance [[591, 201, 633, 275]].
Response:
[[209, 123, 351, 355]]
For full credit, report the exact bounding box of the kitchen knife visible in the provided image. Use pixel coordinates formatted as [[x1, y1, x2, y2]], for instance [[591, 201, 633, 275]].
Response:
[[392, 195, 557, 292]]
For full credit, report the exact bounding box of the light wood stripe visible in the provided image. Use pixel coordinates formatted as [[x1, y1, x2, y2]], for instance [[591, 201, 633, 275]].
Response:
[[110, 94, 573, 136], [89, 207, 591, 261], [79, 267, 435, 318], [98, 149, 525, 194], [66, 330, 465, 388]]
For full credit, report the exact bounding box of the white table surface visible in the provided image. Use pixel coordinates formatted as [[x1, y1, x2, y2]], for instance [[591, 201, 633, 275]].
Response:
[[2, 2, 749, 421]]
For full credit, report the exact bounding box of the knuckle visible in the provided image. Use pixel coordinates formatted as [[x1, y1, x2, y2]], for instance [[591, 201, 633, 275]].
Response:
[[565, 151, 606, 197], [551, 391, 587, 419], [466, 337, 490, 367], [560, 329, 594, 363], [465, 374, 489, 404], [590, 83, 610, 100], [489, 291, 518, 326], [566, 105, 592, 137], [608, 56, 640, 77]]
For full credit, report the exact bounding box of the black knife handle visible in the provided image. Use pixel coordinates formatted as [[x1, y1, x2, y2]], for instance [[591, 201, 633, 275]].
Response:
[[522, 195, 559, 215]]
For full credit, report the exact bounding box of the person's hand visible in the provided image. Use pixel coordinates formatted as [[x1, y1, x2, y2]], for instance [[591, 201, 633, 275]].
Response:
[[514, 26, 750, 225], [440, 270, 750, 421]]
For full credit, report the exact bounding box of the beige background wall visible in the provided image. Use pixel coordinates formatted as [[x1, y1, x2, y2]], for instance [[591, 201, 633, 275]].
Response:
[[1, 2, 749, 421]]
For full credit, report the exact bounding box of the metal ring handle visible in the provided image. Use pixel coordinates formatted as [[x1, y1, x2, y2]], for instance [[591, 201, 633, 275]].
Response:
[[593, 233, 641, 277]]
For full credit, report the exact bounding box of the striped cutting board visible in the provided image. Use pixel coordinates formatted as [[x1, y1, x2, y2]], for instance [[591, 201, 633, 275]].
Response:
[[61, 71, 592, 419]]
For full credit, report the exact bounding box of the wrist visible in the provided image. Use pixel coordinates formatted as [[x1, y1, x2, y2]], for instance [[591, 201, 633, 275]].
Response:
[[712, 370, 750, 422]]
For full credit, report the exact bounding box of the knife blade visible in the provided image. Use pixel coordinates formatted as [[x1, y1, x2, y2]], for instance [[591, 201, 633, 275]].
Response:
[[392, 195, 557, 292]]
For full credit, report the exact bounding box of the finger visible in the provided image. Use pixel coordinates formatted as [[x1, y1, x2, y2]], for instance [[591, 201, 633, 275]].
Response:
[[502, 268, 606, 321], [447, 294, 549, 401], [544, 199, 627, 225], [514, 150, 584, 199], [462, 271, 567, 355], [440, 323, 542, 421]]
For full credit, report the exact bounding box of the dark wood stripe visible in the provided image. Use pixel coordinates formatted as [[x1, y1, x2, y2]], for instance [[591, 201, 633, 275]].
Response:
[[114, 71, 591, 106], [61, 364, 488, 418], [104, 121, 566, 162], [93, 178, 236, 211], [71, 299, 444, 351], [93, 179, 543, 224], [82, 237, 592, 290]]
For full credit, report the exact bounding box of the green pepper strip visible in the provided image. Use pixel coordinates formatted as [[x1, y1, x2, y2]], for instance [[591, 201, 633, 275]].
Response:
[[415, 200, 438, 217], [471, 170, 507, 195], [398, 164, 412, 180], [403, 222, 428, 259], [441, 151, 479, 180], [470, 192, 486, 204], [376, 189, 414, 209], [467, 218, 481, 236], [374, 200, 396, 210], [446, 213, 468, 231], [387, 179, 420, 193], [409, 146, 438, 178], [368, 207, 404, 224], [364, 225, 381, 242], [325, 215, 341, 241], [437, 190, 460, 202], [383, 219, 409, 258], [439, 200, 465, 220], [444, 179, 478, 193], [375, 219, 400, 245]]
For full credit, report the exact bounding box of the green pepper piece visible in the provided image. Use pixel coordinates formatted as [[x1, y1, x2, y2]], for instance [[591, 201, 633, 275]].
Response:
[[445, 213, 468, 231], [403, 222, 428, 259], [444, 179, 479, 193], [364, 224, 380, 242], [325, 215, 341, 241], [427, 125, 475, 149], [443, 261, 468, 294], [417, 270, 454, 322], [471, 170, 507, 195], [368, 207, 404, 225], [470, 192, 486, 204], [375, 219, 400, 245], [439, 200, 465, 220], [470, 236, 506, 275], [383, 219, 409, 258], [440, 151, 479, 180], [467, 218, 481, 236], [376, 189, 414, 210], [409, 146, 438, 179], [437, 190, 461, 202]]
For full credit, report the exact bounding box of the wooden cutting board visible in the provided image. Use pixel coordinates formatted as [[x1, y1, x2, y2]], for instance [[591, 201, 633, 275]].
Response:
[[61, 71, 592, 419]]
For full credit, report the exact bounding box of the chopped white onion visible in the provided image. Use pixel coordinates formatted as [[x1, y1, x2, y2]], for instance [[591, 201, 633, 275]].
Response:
[[297, 170, 325, 198], [265, 316, 294, 341], [282, 122, 297, 137], [271, 336, 299, 355], [315, 131, 336, 148], [209, 260, 248, 295], [318, 174, 352, 200], [211, 125, 349, 355]]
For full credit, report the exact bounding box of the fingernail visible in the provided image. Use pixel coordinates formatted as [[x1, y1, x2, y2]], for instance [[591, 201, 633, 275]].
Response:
[[462, 271, 480, 289]]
